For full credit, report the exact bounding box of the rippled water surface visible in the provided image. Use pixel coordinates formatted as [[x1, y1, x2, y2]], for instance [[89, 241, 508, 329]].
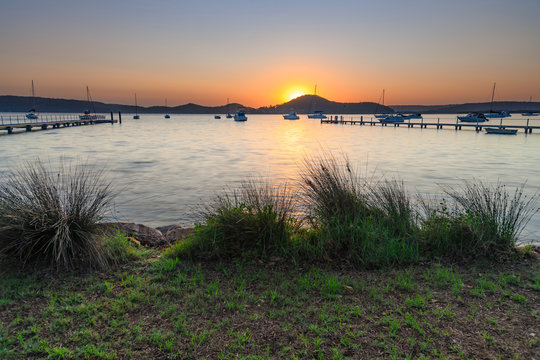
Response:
[[1, 113, 539, 242]]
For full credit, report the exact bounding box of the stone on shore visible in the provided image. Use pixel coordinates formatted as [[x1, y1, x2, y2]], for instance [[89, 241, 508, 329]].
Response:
[[103, 222, 168, 247], [164, 225, 194, 243]]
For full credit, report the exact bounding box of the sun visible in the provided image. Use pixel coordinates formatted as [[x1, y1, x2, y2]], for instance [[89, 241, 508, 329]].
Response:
[[283, 86, 310, 103]]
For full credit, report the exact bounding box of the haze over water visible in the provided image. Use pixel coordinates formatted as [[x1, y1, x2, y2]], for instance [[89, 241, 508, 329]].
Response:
[[0, 114, 539, 243]]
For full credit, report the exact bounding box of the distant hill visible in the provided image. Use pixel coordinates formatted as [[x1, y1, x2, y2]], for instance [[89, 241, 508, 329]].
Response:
[[0, 96, 254, 114], [391, 102, 540, 114], [256, 95, 393, 114], [1, 94, 539, 115]]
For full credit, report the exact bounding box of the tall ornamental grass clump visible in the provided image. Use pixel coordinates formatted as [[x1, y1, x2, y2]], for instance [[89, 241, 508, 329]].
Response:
[[0, 160, 116, 270], [420, 181, 538, 259], [299, 153, 371, 225], [298, 153, 420, 267], [167, 179, 298, 260]]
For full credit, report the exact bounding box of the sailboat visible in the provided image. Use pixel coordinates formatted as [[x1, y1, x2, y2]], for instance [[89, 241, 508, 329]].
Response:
[[374, 89, 389, 119], [522, 97, 539, 116], [164, 98, 170, 118], [79, 86, 106, 120], [485, 83, 511, 118], [25, 80, 39, 119], [133, 93, 140, 119], [226, 98, 233, 118], [307, 84, 327, 119]]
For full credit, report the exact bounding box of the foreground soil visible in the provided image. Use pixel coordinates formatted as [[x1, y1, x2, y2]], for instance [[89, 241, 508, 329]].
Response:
[[1, 253, 539, 359]]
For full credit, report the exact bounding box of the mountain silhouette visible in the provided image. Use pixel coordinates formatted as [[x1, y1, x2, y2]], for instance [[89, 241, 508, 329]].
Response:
[[1, 94, 539, 114], [258, 95, 393, 114]]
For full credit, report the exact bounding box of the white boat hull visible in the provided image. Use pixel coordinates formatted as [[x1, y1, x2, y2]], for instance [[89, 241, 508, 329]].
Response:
[[283, 111, 299, 120]]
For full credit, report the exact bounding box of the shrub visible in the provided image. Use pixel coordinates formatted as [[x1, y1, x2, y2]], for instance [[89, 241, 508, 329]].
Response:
[[298, 152, 419, 267], [167, 179, 297, 260], [0, 160, 116, 270], [420, 181, 538, 259]]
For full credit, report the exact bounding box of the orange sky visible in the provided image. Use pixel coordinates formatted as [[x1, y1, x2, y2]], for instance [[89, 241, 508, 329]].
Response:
[[1, 1, 539, 107]]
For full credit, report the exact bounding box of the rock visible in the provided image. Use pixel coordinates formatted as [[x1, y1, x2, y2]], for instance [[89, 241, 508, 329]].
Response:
[[156, 224, 176, 234], [103, 222, 167, 247], [165, 225, 194, 243]]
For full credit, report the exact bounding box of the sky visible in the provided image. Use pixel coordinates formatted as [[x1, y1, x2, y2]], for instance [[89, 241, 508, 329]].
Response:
[[1, 0, 540, 107]]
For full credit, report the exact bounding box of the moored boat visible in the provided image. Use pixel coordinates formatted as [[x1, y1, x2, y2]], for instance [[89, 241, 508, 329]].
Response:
[[25, 80, 39, 120], [379, 113, 406, 123], [164, 98, 170, 118], [214, 115, 221, 119], [79, 111, 106, 121], [283, 110, 299, 120], [374, 89, 389, 119], [308, 110, 327, 119], [234, 110, 247, 121], [133, 93, 140, 119], [405, 113, 422, 119], [79, 86, 106, 120], [485, 110, 511, 118], [458, 113, 488, 122], [485, 127, 517, 135], [521, 97, 538, 116]]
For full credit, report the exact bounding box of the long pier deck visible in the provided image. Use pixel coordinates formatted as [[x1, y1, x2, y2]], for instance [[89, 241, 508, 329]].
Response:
[[321, 116, 539, 133], [1, 113, 118, 134]]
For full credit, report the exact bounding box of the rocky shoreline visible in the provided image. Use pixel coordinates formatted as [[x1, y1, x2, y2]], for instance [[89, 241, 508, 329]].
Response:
[[101, 222, 194, 248]]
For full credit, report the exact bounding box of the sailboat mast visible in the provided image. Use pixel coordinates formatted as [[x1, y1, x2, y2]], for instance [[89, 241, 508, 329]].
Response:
[[135, 93, 138, 115], [31, 80, 36, 109], [314, 84, 317, 96], [382, 89, 385, 106], [490, 82, 496, 112]]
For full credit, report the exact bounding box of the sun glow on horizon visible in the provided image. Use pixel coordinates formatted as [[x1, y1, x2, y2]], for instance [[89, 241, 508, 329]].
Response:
[[282, 86, 311, 103]]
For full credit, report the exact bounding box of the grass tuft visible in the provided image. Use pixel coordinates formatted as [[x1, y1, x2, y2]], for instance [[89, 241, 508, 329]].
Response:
[[166, 179, 297, 260], [420, 181, 538, 259], [0, 159, 116, 271], [297, 153, 420, 267]]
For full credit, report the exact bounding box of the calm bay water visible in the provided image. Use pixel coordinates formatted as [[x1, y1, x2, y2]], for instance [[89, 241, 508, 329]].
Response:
[[1, 113, 539, 243]]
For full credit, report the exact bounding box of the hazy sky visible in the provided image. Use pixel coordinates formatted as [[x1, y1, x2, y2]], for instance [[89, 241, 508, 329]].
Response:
[[1, 0, 539, 107]]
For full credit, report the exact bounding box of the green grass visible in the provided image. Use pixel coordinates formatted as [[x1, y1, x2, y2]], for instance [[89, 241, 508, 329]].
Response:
[[3, 254, 536, 359], [166, 179, 298, 260]]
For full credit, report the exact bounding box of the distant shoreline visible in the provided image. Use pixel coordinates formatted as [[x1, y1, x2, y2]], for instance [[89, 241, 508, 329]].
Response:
[[2, 94, 540, 115]]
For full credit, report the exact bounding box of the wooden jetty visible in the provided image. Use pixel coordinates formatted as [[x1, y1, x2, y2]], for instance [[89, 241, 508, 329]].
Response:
[[321, 116, 539, 134], [0, 113, 119, 135]]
